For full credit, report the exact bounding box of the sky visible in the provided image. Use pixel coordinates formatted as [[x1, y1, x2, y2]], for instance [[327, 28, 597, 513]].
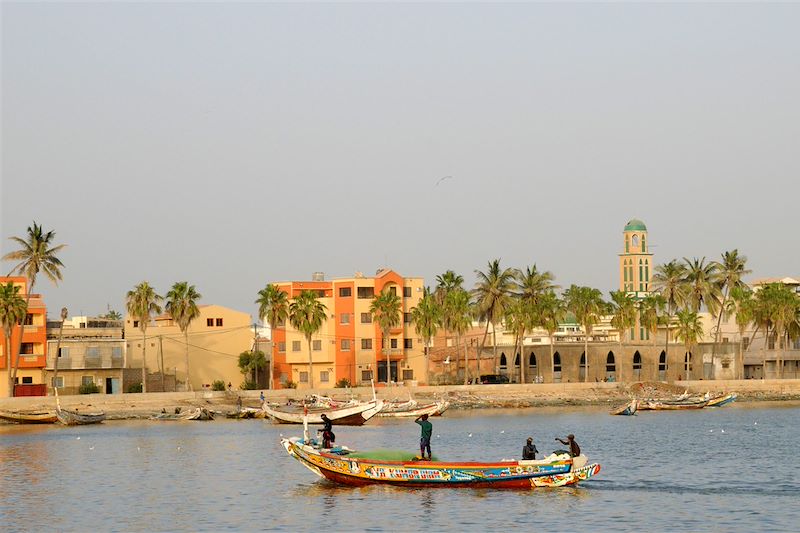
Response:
[[2, 2, 799, 321]]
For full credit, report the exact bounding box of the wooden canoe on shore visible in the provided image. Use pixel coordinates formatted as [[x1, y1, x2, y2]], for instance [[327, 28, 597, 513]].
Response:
[[0, 410, 58, 424], [705, 392, 738, 407], [56, 407, 106, 425], [609, 399, 638, 416], [378, 400, 450, 418], [264, 400, 384, 426]]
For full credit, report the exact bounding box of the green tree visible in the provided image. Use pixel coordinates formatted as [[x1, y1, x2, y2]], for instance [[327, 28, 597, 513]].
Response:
[[0, 283, 27, 396], [683, 257, 721, 314], [537, 290, 565, 383], [434, 271, 464, 370], [238, 350, 267, 388], [609, 291, 637, 353], [673, 309, 704, 380], [443, 289, 472, 384], [726, 286, 754, 380], [757, 283, 800, 379], [165, 281, 202, 392], [103, 309, 123, 320], [639, 293, 667, 350], [504, 298, 532, 384], [564, 285, 606, 382], [255, 284, 289, 389], [710, 250, 751, 362], [370, 288, 402, 385], [289, 290, 327, 389], [652, 259, 688, 375], [2, 222, 66, 395], [126, 282, 163, 393], [472, 259, 515, 373], [410, 287, 441, 385]]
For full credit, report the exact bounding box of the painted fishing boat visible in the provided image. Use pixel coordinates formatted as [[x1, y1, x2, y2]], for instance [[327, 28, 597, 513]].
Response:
[[644, 399, 708, 410], [0, 410, 58, 424], [281, 437, 601, 488], [56, 407, 106, 425], [264, 399, 384, 426], [609, 399, 638, 416], [705, 392, 738, 408], [152, 407, 215, 421], [378, 400, 450, 418]]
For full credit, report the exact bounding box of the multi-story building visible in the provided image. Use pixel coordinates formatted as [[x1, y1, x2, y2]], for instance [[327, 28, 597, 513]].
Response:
[[123, 304, 254, 391], [44, 315, 126, 395], [0, 276, 48, 397], [272, 269, 425, 389]]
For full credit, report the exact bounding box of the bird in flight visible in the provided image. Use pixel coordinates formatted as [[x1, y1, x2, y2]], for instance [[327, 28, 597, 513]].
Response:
[[435, 175, 454, 187]]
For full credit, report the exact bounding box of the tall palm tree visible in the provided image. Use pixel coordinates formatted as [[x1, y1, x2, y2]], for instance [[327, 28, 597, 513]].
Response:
[[434, 270, 464, 305], [472, 259, 515, 373], [564, 285, 606, 382], [370, 288, 402, 385], [288, 290, 327, 389], [652, 260, 688, 374], [126, 282, 163, 393], [514, 265, 558, 306], [673, 309, 704, 380], [443, 289, 472, 384], [609, 291, 637, 353], [753, 286, 777, 378], [727, 286, 754, 380], [0, 282, 27, 396], [255, 284, 289, 389], [410, 287, 441, 385], [51, 307, 68, 394], [538, 290, 565, 383], [2, 222, 66, 392], [710, 250, 751, 361], [639, 293, 666, 349], [165, 281, 202, 392], [760, 284, 800, 379], [504, 298, 532, 384], [683, 257, 721, 314]]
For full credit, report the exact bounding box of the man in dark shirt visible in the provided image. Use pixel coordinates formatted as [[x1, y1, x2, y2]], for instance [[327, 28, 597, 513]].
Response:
[[320, 413, 335, 448], [555, 434, 581, 457], [415, 414, 433, 460], [522, 437, 538, 460]]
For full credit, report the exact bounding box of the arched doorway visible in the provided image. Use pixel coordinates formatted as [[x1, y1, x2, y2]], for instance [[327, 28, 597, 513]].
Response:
[[606, 351, 616, 382], [579, 352, 587, 382], [514, 352, 521, 383], [633, 351, 642, 381], [683, 352, 692, 379], [553, 352, 562, 383], [500, 352, 507, 373], [659, 350, 667, 381], [529, 352, 538, 382]]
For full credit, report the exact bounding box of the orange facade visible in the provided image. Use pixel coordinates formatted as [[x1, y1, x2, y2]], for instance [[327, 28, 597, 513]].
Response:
[[0, 277, 48, 396]]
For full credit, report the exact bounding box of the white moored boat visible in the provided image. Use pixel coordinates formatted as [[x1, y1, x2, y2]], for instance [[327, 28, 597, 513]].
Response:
[[264, 399, 384, 426]]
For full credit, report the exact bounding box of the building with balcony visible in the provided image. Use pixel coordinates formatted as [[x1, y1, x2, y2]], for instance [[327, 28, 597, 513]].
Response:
[[0, 276, 48, 397], [271, 269, 425, 389]]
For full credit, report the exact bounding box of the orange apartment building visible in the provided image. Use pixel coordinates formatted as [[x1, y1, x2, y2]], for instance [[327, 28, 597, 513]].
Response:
[[272, 269, 425, 389], [0, 276, 48, 397]]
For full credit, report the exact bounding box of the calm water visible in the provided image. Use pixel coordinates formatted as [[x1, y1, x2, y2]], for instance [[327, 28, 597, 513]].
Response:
[[1, 403, 798, 532]]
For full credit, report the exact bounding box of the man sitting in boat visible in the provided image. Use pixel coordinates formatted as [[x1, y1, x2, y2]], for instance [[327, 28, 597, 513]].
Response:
[[522, 437, 538, 460], [320, 414, 336, 448], [555, 434, 581, 457], [415, 414, 433, 460]]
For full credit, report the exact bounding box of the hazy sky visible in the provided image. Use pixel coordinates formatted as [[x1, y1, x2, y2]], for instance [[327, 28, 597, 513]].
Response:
[[2, 2, 799, 321]]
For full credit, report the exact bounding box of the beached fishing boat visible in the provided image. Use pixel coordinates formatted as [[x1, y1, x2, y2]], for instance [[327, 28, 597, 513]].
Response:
[[0, 410, 58, 424], [609, 399, 638, 416], [644, 399, 708, 410], [378, 400, 450, 418], [264, 399, 384, 426], [152, 407, 215, 421], [281, 437, 601, 488], [56, 407, 106, 425], [705, 392, 738, 408]]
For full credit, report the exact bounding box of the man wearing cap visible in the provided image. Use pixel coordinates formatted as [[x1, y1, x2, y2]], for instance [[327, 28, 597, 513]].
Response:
[[555, 434, 581, 457], [522, 437, 538, 460]]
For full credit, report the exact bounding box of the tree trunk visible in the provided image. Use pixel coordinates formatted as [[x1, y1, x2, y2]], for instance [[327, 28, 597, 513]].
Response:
[[10, 290, 34, 396], [51, 312, 67, 394], [519, 334, 525, 385], [159, 336, 165, 392], [665, 304, 673, 382], [184, 330, 192, 391], [141, 328, 148, 393], [583, 331, 589, 383], [461, 333, 467, 385], [424, 343, 429, 386], [385, 329, 390, 386], [478, 321, 489, 375], [307, 338, 315, 389], [711, 286, 729, 362], [5, 336, 13, 397], [492, 323, 499, 374], [738, 335, 744, 380], [549, 335, 555, 383]]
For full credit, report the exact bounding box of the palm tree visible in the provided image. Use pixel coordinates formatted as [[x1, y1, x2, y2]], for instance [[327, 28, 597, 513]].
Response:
[[238, 350, 267, 387], [652, 260, 688, 374], [609, 291, 637, 353], [538, 290, 565, 383], [758, 284, 800, 379], [255, 284, 289, 389], [126, 282, 163, 393], [564, 285, 606, 382], [165, 281, 202, 392], [51, 307, 68, 394], [514, 265, 558, 306], [370, 288, 402, 385], [504, 298, 532, 384], [0, 282, 27, 396], [434, 270, 464, 305], [288, 290, 327, 389], [639, 293, 666, 348], [2, 222, 66, 393], [727, 286, 754, 380], [443, 289, 472, 384], [683, 257, 721, 314], [472, 259, 515, 373], [410, 287, 441, 385], [710, 250, 751, 362], [673, 309, 704, 380]]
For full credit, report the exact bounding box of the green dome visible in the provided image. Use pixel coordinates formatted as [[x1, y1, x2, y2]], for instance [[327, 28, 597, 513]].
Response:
[[624, 218, 647, 231]]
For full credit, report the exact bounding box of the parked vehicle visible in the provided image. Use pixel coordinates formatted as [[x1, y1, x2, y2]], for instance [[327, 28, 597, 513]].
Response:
[[478, 374, 510, 384]]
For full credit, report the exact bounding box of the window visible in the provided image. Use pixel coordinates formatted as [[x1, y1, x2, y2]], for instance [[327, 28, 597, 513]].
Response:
[[24, 314, 34, 326], [633, 352, 642, 370], [87, 347, 100, 358], [404, 312, 412, 324], [389, 286, 397, 296], [404, 338, 413, 349], [390, 338, 398, 349], [320, 371, 330, 383], [339, 287, 352, 297], [58, 347, 69, 358], [340, 313, 350, 325], [216, 318, 223, 327], [360, 313, 372, 324], [112, 346, 123, 359], [402, 369, 414, 380], [81, 376, 94, 386], [553, 352, 562, 372], [207, 318, 213, 327], [278, 342, 286, 353], [361, 339, 372, 350], [341, 339, 351, 351], [276, 318, 286, 327], [403, 287, 412, 298], [133, 320, 139, 328], [299, 372, 308, 383], [51, 376, 64, 388], [315, 290, 326, 298], [313, 340, 322, 351], [743, 337, 750, 350], [22, 376, 33, 384], [357, 287, 374, 299], [21, 343, 35, 355], [361, 370, 373, 382], [292, 341, 301, 352]]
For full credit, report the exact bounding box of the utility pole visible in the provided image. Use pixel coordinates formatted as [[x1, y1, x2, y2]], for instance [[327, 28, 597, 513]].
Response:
[[159, 336, 165, 392], [252, 320, 260, 388]]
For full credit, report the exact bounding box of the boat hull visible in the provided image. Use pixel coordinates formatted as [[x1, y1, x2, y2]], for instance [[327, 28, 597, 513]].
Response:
[[56, 409, 106, 425], [265, 400, 384, 426], [378, 401, 449, 418], [706, 393, 737, 407], [0, 410, 58, 424], [281, 438, 600, 489]]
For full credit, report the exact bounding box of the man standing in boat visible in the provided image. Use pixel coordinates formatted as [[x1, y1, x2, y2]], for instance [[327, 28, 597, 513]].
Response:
[[320, 413, 335, 448], [522, 437, 538, 460], [415, 414, 433, 460], [555, 434, 581, 457]]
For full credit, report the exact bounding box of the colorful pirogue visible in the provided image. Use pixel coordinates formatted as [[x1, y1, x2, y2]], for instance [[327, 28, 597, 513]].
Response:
[[281, 437, 601, 488]]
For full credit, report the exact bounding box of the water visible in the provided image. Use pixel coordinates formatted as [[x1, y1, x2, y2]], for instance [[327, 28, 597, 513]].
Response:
[[1, 403, 799, 532]]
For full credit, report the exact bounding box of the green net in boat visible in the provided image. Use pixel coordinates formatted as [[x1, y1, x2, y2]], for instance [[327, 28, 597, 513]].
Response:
[[346, 449, 439, 462]]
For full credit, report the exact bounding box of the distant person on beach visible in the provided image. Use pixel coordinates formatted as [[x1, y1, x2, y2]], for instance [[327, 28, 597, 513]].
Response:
[[522, 437, 538, 460], [260, 391, 265, 403], [320, 414, 335, 448], [415, 414, 433, 460], [555, 434, 581, 457]]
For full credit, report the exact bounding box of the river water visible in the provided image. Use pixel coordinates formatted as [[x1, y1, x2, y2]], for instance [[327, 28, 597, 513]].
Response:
[[1, 402, 798, 532]]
